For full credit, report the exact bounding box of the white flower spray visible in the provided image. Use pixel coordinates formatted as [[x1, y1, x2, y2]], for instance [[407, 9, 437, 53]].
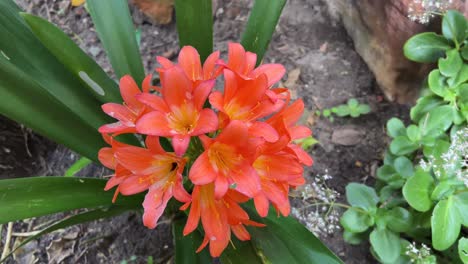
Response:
[[407, 0, 454, 24]]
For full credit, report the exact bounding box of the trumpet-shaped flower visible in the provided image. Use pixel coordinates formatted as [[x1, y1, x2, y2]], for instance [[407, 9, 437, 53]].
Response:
[[136, 67, 218, 156], [157, 46, 222, 85], [220, 43, 286, 87], [209, 70, 283, 141], [99, 75, 154, 135], [189, 120, 261, 198], [110, 136, 190, 229], [182, 183, 264, 257], [267, 99, 313, 166]]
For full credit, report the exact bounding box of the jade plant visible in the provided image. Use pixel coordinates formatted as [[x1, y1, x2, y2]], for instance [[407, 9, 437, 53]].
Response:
[[0, 0, 342, 263], [340, 10, 468, 264]]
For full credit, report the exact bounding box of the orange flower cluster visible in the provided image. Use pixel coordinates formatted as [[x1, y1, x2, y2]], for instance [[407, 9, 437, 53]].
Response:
[[98, 43, 313, 257]]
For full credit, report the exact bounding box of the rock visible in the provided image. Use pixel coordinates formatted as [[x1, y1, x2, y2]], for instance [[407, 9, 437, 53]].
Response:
[[324, 0, 466, 103], [331, 126, 365, 146]]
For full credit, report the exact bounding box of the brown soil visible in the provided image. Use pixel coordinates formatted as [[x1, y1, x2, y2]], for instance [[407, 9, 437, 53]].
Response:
[[1, 0, 411, 263]]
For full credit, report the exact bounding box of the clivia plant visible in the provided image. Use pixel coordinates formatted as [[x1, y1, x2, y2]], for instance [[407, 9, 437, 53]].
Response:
[[340, 10, 468, 264], [0, 0, 341, 263]]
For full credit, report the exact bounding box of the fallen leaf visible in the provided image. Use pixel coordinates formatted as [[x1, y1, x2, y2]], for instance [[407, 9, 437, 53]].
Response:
[[132, 0, 174, 24]]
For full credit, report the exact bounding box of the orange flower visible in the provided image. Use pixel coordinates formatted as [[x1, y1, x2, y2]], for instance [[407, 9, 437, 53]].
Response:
[[110, 136, 190, 228], [98, 134, 134, 203], [269, 100, 314, 166], [157, 46, 222, 85], [189, 120, 261, 198], [136, 67, 218, 156], [209, 70, 284, 142], [220, 43, 286, 87], [182, 183, 264, 257], [99, 75, 154, 135], [253, 149, 305, 217]]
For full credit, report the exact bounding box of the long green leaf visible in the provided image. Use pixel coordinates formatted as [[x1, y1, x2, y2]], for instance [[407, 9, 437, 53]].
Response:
[[172, 218, 212, 264], [221, 205, 343, 264], [87, 0, 145, 84], [0, 177, 144, 224], [21, 13, 122, 104], [174, 0, 213, 61], [241, 0, 286, 65], [0, 60, 104, 161], [0, 205, 135, 263], [0, 0, 110, 130]]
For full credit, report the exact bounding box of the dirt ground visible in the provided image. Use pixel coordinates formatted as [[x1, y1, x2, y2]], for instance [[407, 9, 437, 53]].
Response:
[[1, 0, 412, 263]]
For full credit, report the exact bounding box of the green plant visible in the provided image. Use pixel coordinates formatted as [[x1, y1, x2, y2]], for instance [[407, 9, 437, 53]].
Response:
[[316, 98, 371, 122], [0, 0, 342, 263], [340, 10, 468, 263]]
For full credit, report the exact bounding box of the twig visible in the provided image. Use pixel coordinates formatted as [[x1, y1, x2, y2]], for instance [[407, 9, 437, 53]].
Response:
[[11, 230, 42, 237], [1, 222, 13, 260]]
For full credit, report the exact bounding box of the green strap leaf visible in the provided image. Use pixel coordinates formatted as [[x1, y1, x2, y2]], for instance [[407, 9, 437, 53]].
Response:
[[87, 0, 145, 84], [222, 205, 343, 264], [20, 13, 121, 104], [174, 0, 213, 61], [0, 59, 104, 161], [0, 0, 110, 130], [0, 177, 143, 224], [0, 205, 134, 263], [172, 218, 212, 264], [241, 0, 286, 65], [65, 157, 93, 177]]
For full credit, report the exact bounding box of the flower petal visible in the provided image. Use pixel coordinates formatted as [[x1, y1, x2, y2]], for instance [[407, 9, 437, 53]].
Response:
[[193, 80, 215, 109], [119, 175, 150, 195], [98, 122, 135, 134], [98, 147, 115, 169], [214, 176, 229, 199], [142, 74, 153, 93], [249, 122, 279, 142], [254, 193, 270, 217], [115, 146, 154, 174], [143, 187, 172, 229], [189, 153, 217, 185], [203, 51, 221, 80], [162, 67, 192, 107], [252, 64, 286, 87], [192, 108, 218, 136], [119, 75, 142, 109], [157, 56, 174, 69], [231, 224, 250, 241], [208, 91, 224, 112], [216, 120, 248, 147], [184, 187, 201, 235], [101, 103, 135, 125], [145, 136, 165, 154], [136, 93, 170, 112], [230, 165, 261, 197], [178, 46, 203, 81], [136, 111, 172, 136], [172, 134, 190, 156], [173, 177, 191, 203]]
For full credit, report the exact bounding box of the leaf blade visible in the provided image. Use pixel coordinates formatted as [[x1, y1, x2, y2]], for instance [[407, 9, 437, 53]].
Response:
[[87, 0, 145, 84], [174, 0, 213, 61], [241, 0, 286, 64]]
